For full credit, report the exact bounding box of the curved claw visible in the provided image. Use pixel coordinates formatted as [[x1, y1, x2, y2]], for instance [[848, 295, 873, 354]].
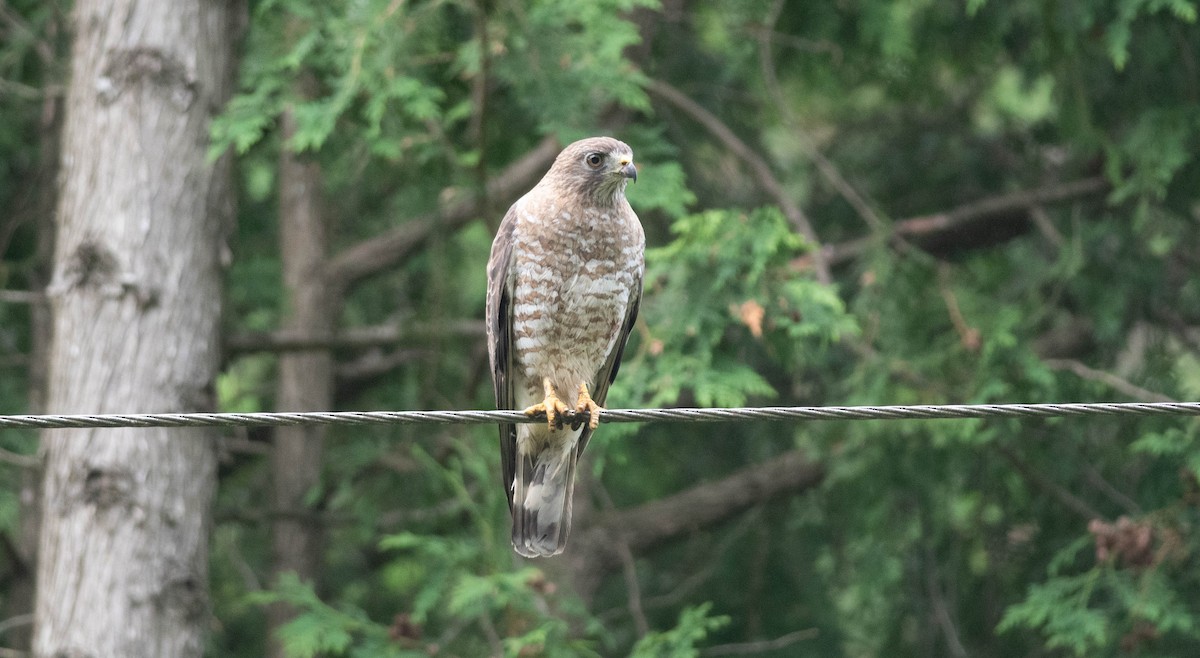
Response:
[[523, 378, 572, 430], [574, 383, 603, 431]]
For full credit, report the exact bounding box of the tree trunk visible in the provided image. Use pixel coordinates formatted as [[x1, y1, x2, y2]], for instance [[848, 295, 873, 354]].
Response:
[[5, 59, 65, 653], [33, 0, 235, 655], [267, 106, 333, 658]]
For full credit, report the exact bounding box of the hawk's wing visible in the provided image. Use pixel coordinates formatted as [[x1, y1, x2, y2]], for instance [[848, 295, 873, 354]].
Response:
[[486, 204, 519, 510], [576, 269, 643, 457]]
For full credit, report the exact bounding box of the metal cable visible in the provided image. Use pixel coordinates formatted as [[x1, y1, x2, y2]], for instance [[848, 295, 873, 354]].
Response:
[[1, 402, 1199, 431]]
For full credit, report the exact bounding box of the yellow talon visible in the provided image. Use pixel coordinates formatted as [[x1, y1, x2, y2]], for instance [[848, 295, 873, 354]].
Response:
[[523, 378, 572, 430], [575, 383, 603, 431]]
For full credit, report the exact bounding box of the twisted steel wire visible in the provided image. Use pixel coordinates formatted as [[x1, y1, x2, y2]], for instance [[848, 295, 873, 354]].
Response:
[[1, 401, 1199, 431]]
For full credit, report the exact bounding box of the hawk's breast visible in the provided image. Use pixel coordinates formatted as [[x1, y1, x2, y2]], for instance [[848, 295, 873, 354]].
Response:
[[510, 202, 642, 397]]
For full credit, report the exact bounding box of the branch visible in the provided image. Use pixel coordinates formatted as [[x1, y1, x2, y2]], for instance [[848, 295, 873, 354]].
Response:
[[1153, 307, 1200, 360], [594, 482, 650, 637], [0, 449, 38, 469], [646, 78, 832, 284], [924, 547, 968, 658], [326, 135, 560, 291], [995, 445, 1103, 520], [1043, 358, 1176, 403], [756, 1, 884, 233], [335, 348, 427, 385], [572, 450, 823, 587], [938, 264, 981, 352], [700, 628, 819, 656], [225, 320, 484, 354], [803, 176, 1110, 268], [0, 291, 43, 304], [1033, 316, 1096, 359]]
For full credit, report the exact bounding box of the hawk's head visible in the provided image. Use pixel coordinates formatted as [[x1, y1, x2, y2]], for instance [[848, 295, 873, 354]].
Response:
[[545, 136, 638, 206]]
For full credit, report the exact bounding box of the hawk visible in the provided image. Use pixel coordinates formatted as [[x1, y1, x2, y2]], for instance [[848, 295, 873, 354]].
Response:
[[486, 137, 644, 557]]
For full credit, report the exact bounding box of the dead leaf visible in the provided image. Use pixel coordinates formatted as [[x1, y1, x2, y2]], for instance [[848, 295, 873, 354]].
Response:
[[735, 300, 766, 338]]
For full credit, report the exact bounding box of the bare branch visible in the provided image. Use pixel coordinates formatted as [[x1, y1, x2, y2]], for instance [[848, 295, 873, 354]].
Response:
[[1153, 307, 1200, 360], [756, 1, 885, 234], [924, 547, 968, 658], [335, 348, 427, 385], [376, 498, 469, 528], [600, 514, 756, 623], [225, 320, 483, 355], [595, 483, 650, 637], [326, 136, 560, 291], [0, 614, 33, 637], [1082, 463, 1142, 517], [0, 291, 43, 304], [571, 450, 823, 589], [938, 264, 981, 352], [616, 539, 650, 638], [1043, 358, 1176, 403], [646, 78, 832, 284], [995, 445, 1103, 521], [1032, 316, 1096, 360], [217, 437, 270, 457], [700, 628, 819, 656], [1029, 206, 1065, 247], [800, 176, 1110, 268], [476, 614, 504, 657]]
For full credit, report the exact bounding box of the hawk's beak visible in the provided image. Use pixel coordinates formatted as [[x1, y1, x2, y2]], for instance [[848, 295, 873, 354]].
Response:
[[620, 161, 638, 183]]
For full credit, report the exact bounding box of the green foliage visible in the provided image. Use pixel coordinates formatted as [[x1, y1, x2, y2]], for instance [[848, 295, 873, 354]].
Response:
[[1000, 550, 1200, 656], [493, 0, 658, 137], [999, 571, 1111, 655], [621, 207, 856, 409], [1109, 107, 1200, 203], [1103, 0, 1198, 70], [198, 0, 1200, 654], [250, 573, 424, 658], [212, 0, 660, 162], [9, 0, 1200, 657], [211, 0, 457, 158], [374, 531, 585, 657], [629, 604, 730, 658]]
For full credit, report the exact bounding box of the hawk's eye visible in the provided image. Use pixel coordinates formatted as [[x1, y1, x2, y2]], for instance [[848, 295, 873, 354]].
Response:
[[585, 153, 604, 169]]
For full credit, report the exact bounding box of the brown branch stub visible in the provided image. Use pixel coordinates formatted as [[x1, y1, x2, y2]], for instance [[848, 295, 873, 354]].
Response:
[[937, 264, 980, 352], [326, 136, 560, 291]]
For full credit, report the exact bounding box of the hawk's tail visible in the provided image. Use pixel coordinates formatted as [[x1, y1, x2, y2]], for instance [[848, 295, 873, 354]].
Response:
[[511, 439, 579, 558]]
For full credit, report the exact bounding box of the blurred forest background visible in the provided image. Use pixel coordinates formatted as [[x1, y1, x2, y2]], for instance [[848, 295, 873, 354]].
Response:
[[3, 0, 1200, 656]]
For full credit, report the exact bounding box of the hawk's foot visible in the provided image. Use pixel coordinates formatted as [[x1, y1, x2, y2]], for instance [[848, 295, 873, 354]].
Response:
[[523, 378, 572, 430], [574, 383, 604, 431]]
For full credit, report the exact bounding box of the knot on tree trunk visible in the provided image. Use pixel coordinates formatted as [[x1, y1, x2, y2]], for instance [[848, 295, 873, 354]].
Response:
[[99, 47, 197, 110]]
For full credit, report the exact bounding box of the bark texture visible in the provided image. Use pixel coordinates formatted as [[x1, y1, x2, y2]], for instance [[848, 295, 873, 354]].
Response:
[[34, 0, 235, 655]]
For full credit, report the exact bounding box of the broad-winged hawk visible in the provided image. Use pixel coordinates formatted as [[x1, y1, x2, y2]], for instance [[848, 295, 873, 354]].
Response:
[[486, 137, 644, 557]]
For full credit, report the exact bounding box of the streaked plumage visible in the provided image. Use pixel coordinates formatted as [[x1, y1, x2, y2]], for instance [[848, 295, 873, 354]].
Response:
[[486, 137, 644, 557]]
